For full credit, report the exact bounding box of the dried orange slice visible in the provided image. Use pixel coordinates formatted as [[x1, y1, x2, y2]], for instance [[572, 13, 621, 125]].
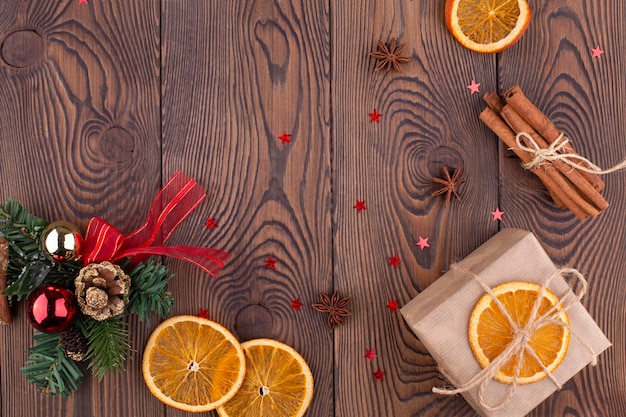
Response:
[[217, 338, 314, 417], [468, 281, 570, 384], [445, 0, 531, 53], [142, 315, 246, 412]]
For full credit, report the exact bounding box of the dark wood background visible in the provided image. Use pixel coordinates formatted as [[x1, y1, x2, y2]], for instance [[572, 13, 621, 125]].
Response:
[[0, 0, 623, 416]]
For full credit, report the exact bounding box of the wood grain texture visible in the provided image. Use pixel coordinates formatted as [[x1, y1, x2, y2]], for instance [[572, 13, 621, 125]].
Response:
[[0, 0, 624, 416], [0, 1, 161, 416], [161, 1, 332, 416], [497, 1, 626, 416], [332, 1, 497, 416]]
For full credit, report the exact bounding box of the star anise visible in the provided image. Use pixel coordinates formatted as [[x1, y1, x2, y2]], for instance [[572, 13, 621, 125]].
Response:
[[312, 291, 352, 328], [431, 166, 466, 208], [370, 38, 412, 73]]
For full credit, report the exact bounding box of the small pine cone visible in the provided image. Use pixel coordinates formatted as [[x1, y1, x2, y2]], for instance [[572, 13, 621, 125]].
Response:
[[75, 261, 131, 321], [60, 325, 88, 362]]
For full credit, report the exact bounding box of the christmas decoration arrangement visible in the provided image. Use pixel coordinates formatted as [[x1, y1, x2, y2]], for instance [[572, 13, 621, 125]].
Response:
[[400, 229, 610, 417], [363, 4, 620, 414], [0, 172, 231, 397], [142, 315, 313, 416]]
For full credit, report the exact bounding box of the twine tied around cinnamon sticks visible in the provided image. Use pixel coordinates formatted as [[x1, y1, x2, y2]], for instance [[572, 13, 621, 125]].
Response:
[[479, 85, 624, 220], [515, 132, 626, 174], [432, 265, 598, 411]]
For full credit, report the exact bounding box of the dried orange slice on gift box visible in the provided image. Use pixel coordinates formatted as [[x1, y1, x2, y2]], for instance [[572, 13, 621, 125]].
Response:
[[468, 281, 570, 384], [217, 338, 314, 417], [445, 0, 531, 53], [142, 315, 246, 412]]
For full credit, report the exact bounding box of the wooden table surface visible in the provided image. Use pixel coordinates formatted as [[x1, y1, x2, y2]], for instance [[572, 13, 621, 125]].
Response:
[[0, 1, 624, 416]]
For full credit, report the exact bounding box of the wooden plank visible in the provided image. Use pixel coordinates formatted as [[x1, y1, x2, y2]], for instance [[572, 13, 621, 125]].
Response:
[[0, 1, 162, 416], [161, 1, 332, 416], [498, 1, 626, 416], [332, 1, 497, 416]]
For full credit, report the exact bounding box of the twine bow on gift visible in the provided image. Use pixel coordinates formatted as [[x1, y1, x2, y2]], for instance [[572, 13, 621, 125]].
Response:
[[515, 132, 626, 174], [80, 171, 231, 278], [433, 266, 598, 411]]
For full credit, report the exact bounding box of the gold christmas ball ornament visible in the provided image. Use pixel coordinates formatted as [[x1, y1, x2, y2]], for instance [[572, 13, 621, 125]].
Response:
[[41, 221, 83, 262], [75, 261, 131, 321]]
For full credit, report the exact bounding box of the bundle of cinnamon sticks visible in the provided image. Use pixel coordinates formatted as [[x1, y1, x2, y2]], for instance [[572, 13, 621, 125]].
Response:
[[480, 86, 608, 220]]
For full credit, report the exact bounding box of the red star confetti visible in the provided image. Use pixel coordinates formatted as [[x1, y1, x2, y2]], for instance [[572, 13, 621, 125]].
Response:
[[386, 299, 399, 312], [277, 132, 291, 145], [290, 297, 304, 311], [353, 199, 367, 213], [204, 217, 218, 230], [591, 45, 604, 59], [364, 348, 378, 362], [198, 309, 210, 319], [416, 236, 430, 250], [264, 255, 277, 269], [467, 79, 481, 94], [79, 0, 88, 3], [373, 368, 385, 381], [491, 207, 504, 221], [368, 109, 382, 123], [388, 254, 401, 268]]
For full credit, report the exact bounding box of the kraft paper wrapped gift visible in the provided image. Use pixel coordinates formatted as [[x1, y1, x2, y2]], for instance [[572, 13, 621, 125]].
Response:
[[400, 228, 611, 417]]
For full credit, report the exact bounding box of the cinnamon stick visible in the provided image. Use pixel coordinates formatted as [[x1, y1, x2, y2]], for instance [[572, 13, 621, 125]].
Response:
[[500, 105, 609, 213], [504, 86, 605, 192], [483, 91, 506, 115], [480, 108, 595, 220], [484, 93, 565, 208], [0, 238, 11, 325]]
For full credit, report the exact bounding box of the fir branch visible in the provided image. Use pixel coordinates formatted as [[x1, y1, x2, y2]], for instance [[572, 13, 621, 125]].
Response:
[[126, 257, 174, 322], [0, 199, 81, 300], [0, 198, 48, 241], [79, 315, 132, 380], [21, 331, 84, 397]]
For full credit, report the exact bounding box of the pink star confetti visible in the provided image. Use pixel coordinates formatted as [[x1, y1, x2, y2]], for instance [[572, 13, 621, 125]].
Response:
[[386, 299, 399, 312], [373, 368, 385, 382], [264, 255, 277, 269], [388, 254, 401, 268], [364, 348, 378, 362], [204, 217, 218, 230], [198, 309, 210, 319], [467, 79, 481, 94], [290, 298, 304, 311], [416, 236, 430, 250], [368, 109, 382, 123], [353, 199, 367, 213], [277, 132, 292, 145], [491, 207, 504, 221], [79, 0, 88, 4], [591, 45, 605, 59]]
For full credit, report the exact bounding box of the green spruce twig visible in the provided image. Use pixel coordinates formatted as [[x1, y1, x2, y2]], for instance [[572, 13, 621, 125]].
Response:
[[0, 199, 81, 301], [126, 257, 174, 322], [78, 315, 132, 380], [0, 198, 48, 242], [21, 331, 84, 397]]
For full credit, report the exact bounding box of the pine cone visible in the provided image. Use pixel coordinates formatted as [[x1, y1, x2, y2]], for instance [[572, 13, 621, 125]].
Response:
[[75, 261, 130, 321], [60, 325, 88, 361]]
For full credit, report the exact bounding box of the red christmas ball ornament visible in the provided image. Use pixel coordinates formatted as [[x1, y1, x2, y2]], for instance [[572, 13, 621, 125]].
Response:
[[27, 284, 78, 333]]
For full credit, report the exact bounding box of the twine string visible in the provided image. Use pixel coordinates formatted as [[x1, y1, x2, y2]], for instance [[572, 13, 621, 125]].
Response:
[[514, 132, 626, 174], [432, 266, 598, 411]]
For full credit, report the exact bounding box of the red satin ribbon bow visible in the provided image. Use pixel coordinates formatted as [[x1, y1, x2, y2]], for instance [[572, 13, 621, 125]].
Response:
[[80, 171, 231, 278]]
